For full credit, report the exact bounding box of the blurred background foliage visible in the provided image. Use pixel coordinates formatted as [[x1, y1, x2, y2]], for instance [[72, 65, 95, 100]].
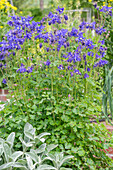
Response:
[[12, 0, 94, 21]]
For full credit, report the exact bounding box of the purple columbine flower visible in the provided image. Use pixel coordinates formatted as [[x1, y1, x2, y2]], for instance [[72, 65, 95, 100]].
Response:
[[74, 69, 81, 75], [46, 47, 49, 52], [66, 42, 70, 47], [98, 40, 105, 45], [0, 63, 3, 67], [58, 64, 64, 70], [0, 52, 5, 60], [100, 6, 112, 13], [87, 68, 90, 72], [2, 78, 7, 84], [70, 72, 74, 77], [17, 63, 27, 73], [44, 60, 51, 66], [64, 15, 68, 20], [108, 10, 112, 16], [39, 43, 42, 48], [56, 6, 64, 14], [27, 66, 33, 73], [87, 52, 94, 57], [95, 27, 106, 35], [84, 73, 89, 78], [96, 59, 108, 67], [94, 3, 97, 9]]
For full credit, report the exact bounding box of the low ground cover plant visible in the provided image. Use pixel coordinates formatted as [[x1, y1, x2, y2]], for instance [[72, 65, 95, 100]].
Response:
[[0, 4, 113, 169]]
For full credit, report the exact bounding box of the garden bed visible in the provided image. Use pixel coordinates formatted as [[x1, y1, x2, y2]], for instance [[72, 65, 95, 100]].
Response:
[[0, 2, 113, 168]]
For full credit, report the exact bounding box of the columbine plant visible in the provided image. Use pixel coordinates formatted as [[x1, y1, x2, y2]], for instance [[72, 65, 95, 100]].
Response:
[[0, 6, 108, 100], [0, 6, 113, 169]]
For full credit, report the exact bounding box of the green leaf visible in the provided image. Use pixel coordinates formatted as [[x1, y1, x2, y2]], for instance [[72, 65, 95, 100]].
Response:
[[24, 123, 35, 137], [24, 131, 34, 140], [9, 151, 23, 162], [72, 108, 77, 114], [36, 143, 46, 154], [6, 132, 15, 148], [59, 155, 74, 167], [0, 145, 3, 156], [60, 168, 72, 170], [0, 162, 14, 169], [32, 105, 37, 110], [36, 132, 50, 140], [17, 159, 26, 165], [78, 150, 85, 156], [37, 164, 56, 170], [46, 144, 58, 153], [19, 137, 34, 147], [3, 143, 12, 162], [25, 150, 38, 163], [13, 162, 28, 170], [0, 138, 5, 143], [26, 155, 34, 170]]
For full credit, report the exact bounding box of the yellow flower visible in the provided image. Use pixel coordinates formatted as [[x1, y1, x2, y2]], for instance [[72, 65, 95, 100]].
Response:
[[108, 3, 111, 7], [37, 44, 39, 49], [0, 26, 3, 28], [0, 0, 17, 12], [20, 11, 22, 14], [103, 2, 106, 6], [11, 6, 17, 10], [88, 0, 92, 2]]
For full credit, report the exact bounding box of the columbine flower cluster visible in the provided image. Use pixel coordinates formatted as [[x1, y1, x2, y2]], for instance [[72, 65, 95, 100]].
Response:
[[94, 3, 112, 16], [0, 15, 42, 83], [34, 7, 108, 78], [0, 6, 109, 84], [0, 15, 43, 61], [17, 63, 33, 73]]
